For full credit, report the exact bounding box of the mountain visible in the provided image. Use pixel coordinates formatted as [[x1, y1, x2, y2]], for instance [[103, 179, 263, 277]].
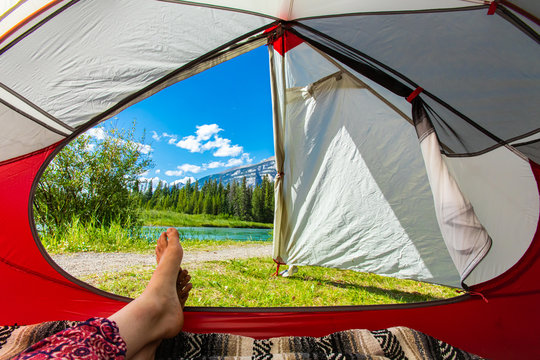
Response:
[[197, 157, 276, 187]]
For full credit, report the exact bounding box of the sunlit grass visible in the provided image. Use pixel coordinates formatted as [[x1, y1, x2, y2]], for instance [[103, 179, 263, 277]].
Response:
[[83, 257, 459, 306], [141, 209, 273, 229], [39, 214, 269, 254], [39, 218, 153, 254]]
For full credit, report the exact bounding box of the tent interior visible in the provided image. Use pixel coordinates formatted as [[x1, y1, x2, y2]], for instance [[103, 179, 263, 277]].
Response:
[[0, 0, 539, 358]]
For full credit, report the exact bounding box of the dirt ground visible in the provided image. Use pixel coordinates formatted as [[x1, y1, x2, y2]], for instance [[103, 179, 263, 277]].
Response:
[[51, 244, 273, 278]]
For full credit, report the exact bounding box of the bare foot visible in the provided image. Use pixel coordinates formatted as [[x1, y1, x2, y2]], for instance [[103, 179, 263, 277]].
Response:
[[130, 229, 191, 360], [155, 231, 168, 264], [156, 229, 192, 307], [141, 227, 184, 337], [109, 227, 185, 357], [177, 268, 192, 308]]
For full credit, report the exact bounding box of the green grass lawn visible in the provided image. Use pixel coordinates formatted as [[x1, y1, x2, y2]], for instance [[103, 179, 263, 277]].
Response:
[[141, 209, 273, 229], [82, 257, 459, 307]]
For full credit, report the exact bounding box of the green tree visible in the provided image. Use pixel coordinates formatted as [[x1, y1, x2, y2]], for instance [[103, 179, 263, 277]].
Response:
[[251, 184, 264, 222], [34, 123, 152, 233]]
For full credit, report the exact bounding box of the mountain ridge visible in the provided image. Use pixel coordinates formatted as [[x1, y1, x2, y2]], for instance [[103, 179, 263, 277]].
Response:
[[197, 156, 276, 187]]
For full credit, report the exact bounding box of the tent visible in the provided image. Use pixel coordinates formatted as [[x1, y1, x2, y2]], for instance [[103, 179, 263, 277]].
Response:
[[0, 0, 538, 358]]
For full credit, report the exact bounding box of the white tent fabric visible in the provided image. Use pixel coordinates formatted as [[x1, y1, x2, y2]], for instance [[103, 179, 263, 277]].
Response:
[[419, 130, 491, 283], [444, 147, 540, 285], [0, 0, 273, 162], [270, 42, 461, 286]]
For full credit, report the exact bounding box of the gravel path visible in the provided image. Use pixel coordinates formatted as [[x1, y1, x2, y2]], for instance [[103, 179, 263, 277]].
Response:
[[51, 244, 273, 278]]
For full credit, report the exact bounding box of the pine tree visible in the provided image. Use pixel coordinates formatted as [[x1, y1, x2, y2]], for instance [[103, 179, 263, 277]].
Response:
[[252, 184, 264, 222]]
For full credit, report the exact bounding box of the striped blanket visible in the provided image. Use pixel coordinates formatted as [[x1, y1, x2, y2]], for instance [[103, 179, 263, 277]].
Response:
[[0, 321, 484, 359]]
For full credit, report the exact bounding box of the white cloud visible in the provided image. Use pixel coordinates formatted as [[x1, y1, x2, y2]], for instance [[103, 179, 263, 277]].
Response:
[[178, 163, 202, 173], [207, 161, 225, 169], [176, 135, 201, 152], [201, 135, 226, 151], [161, 133, 177, 145], [201, 135, 243, 157], [151, 131, 161, 141], [175, 124, 242, 158], [214, 143, 243, 157], [171, 177, 196, 187], [135, 142, 153, 154], [86, 127, 107, 140], [165, 169, 183, 176], [225, 153, 252, 167], [140, 170, 150, 177], [204, 153, 253, 170], [165, 163, 203, 177], [196, 124, 221, 141], [155, 169, 161, 174], [225, 158, 244, 167], [243, 153, 253, 163]]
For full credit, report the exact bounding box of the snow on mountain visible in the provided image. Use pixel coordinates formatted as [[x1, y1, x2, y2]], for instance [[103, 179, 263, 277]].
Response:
[[197, 157, 276, 187]]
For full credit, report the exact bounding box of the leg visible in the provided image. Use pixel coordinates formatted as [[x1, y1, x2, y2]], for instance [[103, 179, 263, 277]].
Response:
[[109, 227, 186, 358], [130, 273, 192, 360], [12, 229, 191, 360], [130, 233, 193, 360]]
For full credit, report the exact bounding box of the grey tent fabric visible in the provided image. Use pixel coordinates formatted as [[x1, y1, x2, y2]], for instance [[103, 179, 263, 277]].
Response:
[[295, 8, 540, 156], [0, 0, 273, 127]]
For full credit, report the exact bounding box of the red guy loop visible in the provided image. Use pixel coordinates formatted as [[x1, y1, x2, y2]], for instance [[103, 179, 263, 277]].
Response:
[[456, 289, 489, 303], [272, 258, 286, 276], [487, 1, 498, 15], [469, 291, 489, 303], [406, 87, 423, 103]]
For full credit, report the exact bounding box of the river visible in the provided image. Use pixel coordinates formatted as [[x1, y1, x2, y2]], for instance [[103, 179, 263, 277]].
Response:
[[141, 226, 272, 242]]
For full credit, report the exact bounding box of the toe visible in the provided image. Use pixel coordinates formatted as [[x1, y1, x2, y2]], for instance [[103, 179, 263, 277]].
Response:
[[166, 227, 180, 241]]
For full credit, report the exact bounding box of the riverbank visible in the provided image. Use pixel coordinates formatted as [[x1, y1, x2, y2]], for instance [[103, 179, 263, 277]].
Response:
[[141, 210, 273, 229]]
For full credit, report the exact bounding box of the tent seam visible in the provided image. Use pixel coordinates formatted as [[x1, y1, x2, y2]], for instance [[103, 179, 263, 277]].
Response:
[[0, 82, 74, 133], [157, 0, 280, 21], [0, 0, 79, 56], [0, 98, 70, 137]]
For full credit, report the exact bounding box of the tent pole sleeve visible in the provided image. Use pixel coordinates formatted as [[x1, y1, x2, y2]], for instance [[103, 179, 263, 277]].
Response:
[[268, 42, 287, 264]]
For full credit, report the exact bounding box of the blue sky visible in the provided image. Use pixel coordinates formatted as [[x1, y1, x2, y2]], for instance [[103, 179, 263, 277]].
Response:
[[91, 46, 274, 188]]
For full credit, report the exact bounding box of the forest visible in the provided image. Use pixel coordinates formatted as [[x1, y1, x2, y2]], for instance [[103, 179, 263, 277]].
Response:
[[134, 176, 275, 224]]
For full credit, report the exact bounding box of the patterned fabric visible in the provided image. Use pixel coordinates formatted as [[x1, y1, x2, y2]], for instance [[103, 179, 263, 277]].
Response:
[[0, 320, 484, 360], [5, 318, 126, 360], [156, 326, 484, 360]]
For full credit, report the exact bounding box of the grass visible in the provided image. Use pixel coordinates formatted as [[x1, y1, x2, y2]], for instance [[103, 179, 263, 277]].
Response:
[[40, 218, 154, 254], [179, 239, 267, 252], [39, 214, 270, 254], [82, 257, 459, 306], [141, 209, 273, 229]]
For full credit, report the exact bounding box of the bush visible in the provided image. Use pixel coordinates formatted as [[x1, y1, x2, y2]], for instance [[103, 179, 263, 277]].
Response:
[[34, 122, 152, 235]]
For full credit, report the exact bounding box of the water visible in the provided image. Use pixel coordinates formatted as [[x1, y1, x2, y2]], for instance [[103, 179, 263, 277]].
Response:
[[141, 226, 272, 242]]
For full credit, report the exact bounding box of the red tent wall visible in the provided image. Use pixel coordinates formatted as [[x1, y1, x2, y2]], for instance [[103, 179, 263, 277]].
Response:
[[1, 146, 539, 359], [0, 145, 127, 322]]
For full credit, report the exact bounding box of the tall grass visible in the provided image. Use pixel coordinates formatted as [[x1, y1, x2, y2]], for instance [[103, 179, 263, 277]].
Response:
[[39, 216, 270, 254], [39, 217, 153, 254]]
